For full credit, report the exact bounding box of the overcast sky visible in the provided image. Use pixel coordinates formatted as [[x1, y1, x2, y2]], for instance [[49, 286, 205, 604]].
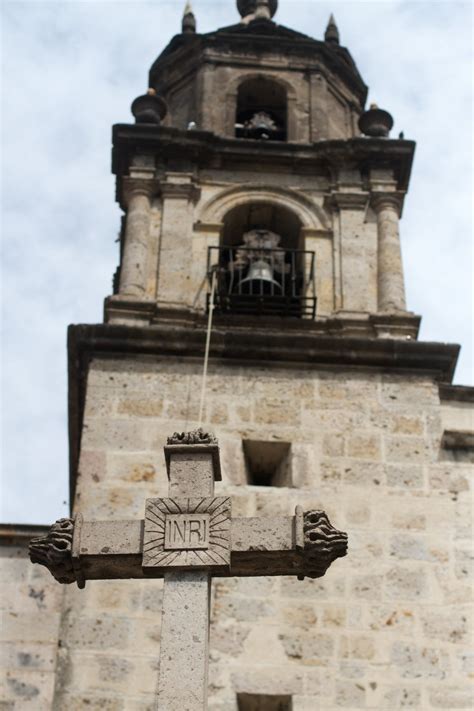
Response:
[[1, 0, 472, 524]]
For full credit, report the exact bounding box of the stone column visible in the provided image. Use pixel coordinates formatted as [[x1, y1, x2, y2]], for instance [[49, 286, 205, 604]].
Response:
[[372, 194, 406, 312], [119, 179, 155, 297]]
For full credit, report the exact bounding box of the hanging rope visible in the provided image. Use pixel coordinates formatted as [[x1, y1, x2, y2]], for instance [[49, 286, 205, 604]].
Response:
[[198, 269, 217, 427]]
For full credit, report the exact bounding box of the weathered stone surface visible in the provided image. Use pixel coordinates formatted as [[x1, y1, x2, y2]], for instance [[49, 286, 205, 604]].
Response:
[[28, 518, 77, 585], [391, 641, 450, 679], [16, 360, 472, 709]]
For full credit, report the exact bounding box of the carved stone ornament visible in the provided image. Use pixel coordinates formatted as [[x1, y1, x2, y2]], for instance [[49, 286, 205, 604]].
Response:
[[167, 428, 218, 446], [143, 497, 231, 572], [295, 507, 348, 580], [29, 518, 84, 587]]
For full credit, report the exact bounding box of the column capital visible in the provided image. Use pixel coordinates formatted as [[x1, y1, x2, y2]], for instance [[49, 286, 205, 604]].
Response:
[[122, 177, 157, 205], [160, 173, 201, 202], [326, 191, 369, 211], [370, 191, 404, 215]]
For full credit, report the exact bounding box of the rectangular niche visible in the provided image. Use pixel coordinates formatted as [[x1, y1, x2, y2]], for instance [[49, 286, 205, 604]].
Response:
[[242, 440, 292, 487], [237, 694, 293, 711]]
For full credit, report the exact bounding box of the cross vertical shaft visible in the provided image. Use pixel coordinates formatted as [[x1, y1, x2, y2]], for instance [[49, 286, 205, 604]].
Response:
[[156, 449, 216, 710]]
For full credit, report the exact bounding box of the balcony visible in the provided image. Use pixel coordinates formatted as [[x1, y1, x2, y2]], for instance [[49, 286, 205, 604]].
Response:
[[206, 245, 317, 319]]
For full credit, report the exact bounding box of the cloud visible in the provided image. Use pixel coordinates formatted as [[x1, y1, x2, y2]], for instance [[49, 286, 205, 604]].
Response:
[[1, 0, 472, 523]]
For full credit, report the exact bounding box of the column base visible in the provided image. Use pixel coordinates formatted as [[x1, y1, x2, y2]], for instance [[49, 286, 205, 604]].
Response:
[[329, 310, 420, 339], [104, 295, 156, 326], [370, 312, 421, 340]]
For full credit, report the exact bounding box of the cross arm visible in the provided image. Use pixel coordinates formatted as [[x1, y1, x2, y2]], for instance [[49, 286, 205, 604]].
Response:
[[29, 508, 347, 585]]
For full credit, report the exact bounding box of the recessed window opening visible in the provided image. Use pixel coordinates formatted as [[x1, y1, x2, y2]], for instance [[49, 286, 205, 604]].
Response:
[[243, 440, 292, 487], [235, 77, 287, 141], [440, 430, 474, 463], [237, 693, 293, 711]]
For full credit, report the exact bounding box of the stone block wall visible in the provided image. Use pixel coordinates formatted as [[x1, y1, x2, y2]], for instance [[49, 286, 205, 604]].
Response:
[[0, 530, 63, 710], [50, 355, 472, 709]]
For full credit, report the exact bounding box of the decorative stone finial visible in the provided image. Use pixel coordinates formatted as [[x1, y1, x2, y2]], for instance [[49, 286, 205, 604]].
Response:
[[131, 90, 168, 125], [295, 508, 348, 580], [182, 2, 196, 34], [358, 105, 394, 137], [167, 428, 218, 446], [237, 0, 277, 21], [325, 13, 340, 45], [29, 518, 78, 585]]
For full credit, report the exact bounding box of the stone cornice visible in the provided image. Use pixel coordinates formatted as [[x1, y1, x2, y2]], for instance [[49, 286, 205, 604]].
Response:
[[439, 383, 474, 403], [149, 26, 367, 107], [112, 125, 416, 197]]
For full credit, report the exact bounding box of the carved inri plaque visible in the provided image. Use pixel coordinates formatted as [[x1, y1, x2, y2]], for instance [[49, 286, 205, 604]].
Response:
[[143, 497, 231, 572], [164, 514, 210, 550]]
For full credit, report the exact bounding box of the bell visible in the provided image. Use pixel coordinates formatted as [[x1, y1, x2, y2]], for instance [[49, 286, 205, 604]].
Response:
[[237, 259, 282, 295]]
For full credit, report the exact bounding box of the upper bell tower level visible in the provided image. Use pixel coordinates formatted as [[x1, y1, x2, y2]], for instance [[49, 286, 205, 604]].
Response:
[[149, 2, 367, 142], [108, 0, 419, 342]]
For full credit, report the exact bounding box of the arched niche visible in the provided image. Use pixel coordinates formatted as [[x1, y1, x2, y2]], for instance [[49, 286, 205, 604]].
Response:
[[221, 202, 303, 248], [235, 77, 287, 141], [198, 185, 327, 231]]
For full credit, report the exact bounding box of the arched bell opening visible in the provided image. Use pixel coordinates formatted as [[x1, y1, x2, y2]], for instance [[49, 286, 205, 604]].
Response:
[[222, 202, 302, 248], [207, 202, 316, 318], [235, 78, 287, 141]]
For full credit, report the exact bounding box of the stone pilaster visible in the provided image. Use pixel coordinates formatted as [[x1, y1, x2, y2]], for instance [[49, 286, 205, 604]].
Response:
[[309, 72, 329, 141], [329, 188, 376, 314], [118, 178, 156, 297], [156, 173, 200, 311], [372, 193, 406, 313]]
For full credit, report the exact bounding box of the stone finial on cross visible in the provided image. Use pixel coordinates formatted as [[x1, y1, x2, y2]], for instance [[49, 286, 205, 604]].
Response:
[[30, 430, 348, 710]]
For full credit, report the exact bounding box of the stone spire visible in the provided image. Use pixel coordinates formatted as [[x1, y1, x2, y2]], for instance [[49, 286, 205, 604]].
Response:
[[324, 13, 340, 45], [182, 1, 196, 34], [237, 0, 278, 22]]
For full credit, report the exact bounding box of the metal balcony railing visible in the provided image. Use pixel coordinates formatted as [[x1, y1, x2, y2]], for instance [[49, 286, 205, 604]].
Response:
[[206, 245, 317, 318]]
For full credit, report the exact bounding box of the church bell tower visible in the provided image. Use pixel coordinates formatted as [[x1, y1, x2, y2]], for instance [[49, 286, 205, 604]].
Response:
[[55, 2, 469, 709], [105, 0, 418, 340]]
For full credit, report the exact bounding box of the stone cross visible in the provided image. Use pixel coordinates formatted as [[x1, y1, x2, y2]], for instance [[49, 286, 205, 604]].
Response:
[[29, 430, 348, 710]]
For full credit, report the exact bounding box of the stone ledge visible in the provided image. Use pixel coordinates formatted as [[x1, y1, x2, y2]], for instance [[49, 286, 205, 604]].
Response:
[[104, 299, 421, 341], [439, 383, 474, 403], [112, 125, 416, 206], [0, 524, 49, 547], [67, 320, 459, 508], [69, 321, 459, 378]]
